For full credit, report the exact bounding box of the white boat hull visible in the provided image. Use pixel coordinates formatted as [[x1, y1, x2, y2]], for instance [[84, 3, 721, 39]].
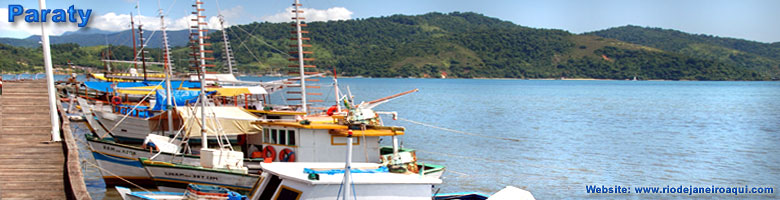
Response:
[[142, 163, 259, 193], [94, 110, 153, 143], [88, 138, 201, 186]]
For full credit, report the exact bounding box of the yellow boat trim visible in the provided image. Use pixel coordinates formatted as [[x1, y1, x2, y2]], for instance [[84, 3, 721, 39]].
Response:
[[141, 160, 176, 166], [254, 121, 405, 136], [329, 129, 404, 137], [246, 109, 307, 116], [254, 121, 348, 130]]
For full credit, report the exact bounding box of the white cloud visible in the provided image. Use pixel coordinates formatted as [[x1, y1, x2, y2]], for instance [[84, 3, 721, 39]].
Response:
[[90, 12, 223, 32], [0, 6, 244, 38], [261, 7, 352, 23], [0, 8, 82, 37]]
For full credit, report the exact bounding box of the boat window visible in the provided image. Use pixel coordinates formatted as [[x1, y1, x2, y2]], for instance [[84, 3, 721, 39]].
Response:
[[278, 130, 287, 145], [270, 129, 278, 144], [274, 185, 302, 200], [258, 175, 282, 200], [287, 130, 295, 146]]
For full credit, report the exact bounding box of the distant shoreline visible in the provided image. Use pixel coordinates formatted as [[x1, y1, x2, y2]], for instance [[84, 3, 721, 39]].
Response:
[[1, 73, 774, 81]]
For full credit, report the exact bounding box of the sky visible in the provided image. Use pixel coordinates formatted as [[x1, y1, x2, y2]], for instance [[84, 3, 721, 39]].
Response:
[[1, 0, 778, 43]]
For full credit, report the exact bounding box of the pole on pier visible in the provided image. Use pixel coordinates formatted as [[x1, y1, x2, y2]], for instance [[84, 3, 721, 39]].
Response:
[[38, 0, 61, 142]]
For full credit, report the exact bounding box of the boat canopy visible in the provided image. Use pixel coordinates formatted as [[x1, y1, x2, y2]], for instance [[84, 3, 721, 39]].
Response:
[[115, 86, 266, 97], [83, 81, 201, 93], [149, 106, 261, 136]]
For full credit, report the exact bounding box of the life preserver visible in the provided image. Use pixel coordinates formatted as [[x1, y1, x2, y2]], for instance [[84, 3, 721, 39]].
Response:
[[326, 105, 338, 116], [262, 146, 276, 161], [279, 148, 296, 162], [111, 96, 122, 105]]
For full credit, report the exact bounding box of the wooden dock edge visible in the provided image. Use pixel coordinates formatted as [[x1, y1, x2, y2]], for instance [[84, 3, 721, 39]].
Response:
[[57, 101, 92, 200]]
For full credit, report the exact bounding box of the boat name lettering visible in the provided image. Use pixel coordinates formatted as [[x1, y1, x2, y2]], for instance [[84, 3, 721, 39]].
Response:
[[163, 172, 219, 181], [101, 145, 136, 156]]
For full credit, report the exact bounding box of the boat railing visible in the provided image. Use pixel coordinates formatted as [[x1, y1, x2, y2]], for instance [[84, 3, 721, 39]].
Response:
[[114, 104, 153, 118]]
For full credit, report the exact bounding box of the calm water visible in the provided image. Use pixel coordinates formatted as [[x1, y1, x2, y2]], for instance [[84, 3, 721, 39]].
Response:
[[55, 76, 780, 199]]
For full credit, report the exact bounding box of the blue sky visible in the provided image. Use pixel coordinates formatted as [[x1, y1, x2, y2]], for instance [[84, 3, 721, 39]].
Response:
[[2, 0, 779, 43]]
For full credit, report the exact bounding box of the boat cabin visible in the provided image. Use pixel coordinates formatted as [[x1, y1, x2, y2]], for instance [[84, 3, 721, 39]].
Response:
[[248, 162, 441, 200], [247, 118, 405, 163]]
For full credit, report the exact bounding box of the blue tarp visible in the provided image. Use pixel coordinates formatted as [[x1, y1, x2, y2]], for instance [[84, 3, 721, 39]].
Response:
[[152, 89, 203, 111], [303, 166, 389, 175], [83, 81, 201, 93], [83, 82, 145, 93]]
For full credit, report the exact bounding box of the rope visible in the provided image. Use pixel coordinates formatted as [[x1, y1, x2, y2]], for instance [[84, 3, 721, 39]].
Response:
[[232, 24, 293, 58], [397, 118, 521, 143], [100, 80, 164, 138]]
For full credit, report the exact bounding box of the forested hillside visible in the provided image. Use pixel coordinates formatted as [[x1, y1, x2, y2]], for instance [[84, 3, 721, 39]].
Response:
[[588, 25, 780, 79], [2, 12, 777, 80]]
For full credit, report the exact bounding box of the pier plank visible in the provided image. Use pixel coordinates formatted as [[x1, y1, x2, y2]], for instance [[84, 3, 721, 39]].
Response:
[[0, 80, 78, 199]]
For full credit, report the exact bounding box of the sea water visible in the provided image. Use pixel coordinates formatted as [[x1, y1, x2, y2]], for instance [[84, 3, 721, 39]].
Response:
[[62, 76, 779, 199]]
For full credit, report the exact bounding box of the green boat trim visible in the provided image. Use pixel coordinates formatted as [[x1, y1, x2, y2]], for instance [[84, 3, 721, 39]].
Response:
[[138, 157, 257, 176]]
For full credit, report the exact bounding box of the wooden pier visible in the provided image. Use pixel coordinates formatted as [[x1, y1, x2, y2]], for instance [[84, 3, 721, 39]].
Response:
[[0, 79, 90, 200]]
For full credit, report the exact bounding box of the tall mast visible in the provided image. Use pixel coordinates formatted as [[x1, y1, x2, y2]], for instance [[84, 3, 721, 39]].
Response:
[[160, 6, 174, 136], [289, 0, 321, 114], [193, 0, 214, 149], [138, 25, 148, 81], [130, 13, 138, 72], [218, 16, 235, 75]]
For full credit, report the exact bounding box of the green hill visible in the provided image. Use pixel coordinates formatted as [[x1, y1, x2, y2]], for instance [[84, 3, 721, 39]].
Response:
[[587, 25, 780, 79], [2, 12, 777, 80]]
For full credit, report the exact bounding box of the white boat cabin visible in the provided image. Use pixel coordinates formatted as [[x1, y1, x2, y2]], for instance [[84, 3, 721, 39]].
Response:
[[248, 162, 441, 200], [247, 118, 405, 163]]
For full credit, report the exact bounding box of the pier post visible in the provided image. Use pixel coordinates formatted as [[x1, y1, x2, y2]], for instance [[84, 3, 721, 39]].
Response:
[[38, 0, 61, 142]]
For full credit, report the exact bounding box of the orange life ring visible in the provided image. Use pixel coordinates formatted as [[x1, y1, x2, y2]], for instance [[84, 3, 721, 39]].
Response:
[[111, 96, 122, 105], [262, 146, 276, 161], [279, 148, 296, 162]]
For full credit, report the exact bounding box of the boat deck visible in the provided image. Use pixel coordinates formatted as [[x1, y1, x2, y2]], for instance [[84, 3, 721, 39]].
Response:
[[0, 79, 90, 199]]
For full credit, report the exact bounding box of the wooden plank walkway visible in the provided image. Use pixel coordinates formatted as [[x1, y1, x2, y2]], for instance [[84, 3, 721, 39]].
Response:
[[0, 79, 89, 200]]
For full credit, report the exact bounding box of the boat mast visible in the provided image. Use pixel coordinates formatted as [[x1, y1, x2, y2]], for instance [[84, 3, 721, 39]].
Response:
[[218, 15, 235, 75], [138, 25, 148, 81], [159, 6, 174, 136], [292, 0, 310, 114], [130, 13, 138, 72], [333, 67, 340, 112], [193, 0, 213, 149]]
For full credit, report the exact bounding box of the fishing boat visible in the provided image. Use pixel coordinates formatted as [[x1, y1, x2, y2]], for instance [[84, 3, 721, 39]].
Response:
[[116, 184, 246, 200], [86, 105, 265, 185]]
